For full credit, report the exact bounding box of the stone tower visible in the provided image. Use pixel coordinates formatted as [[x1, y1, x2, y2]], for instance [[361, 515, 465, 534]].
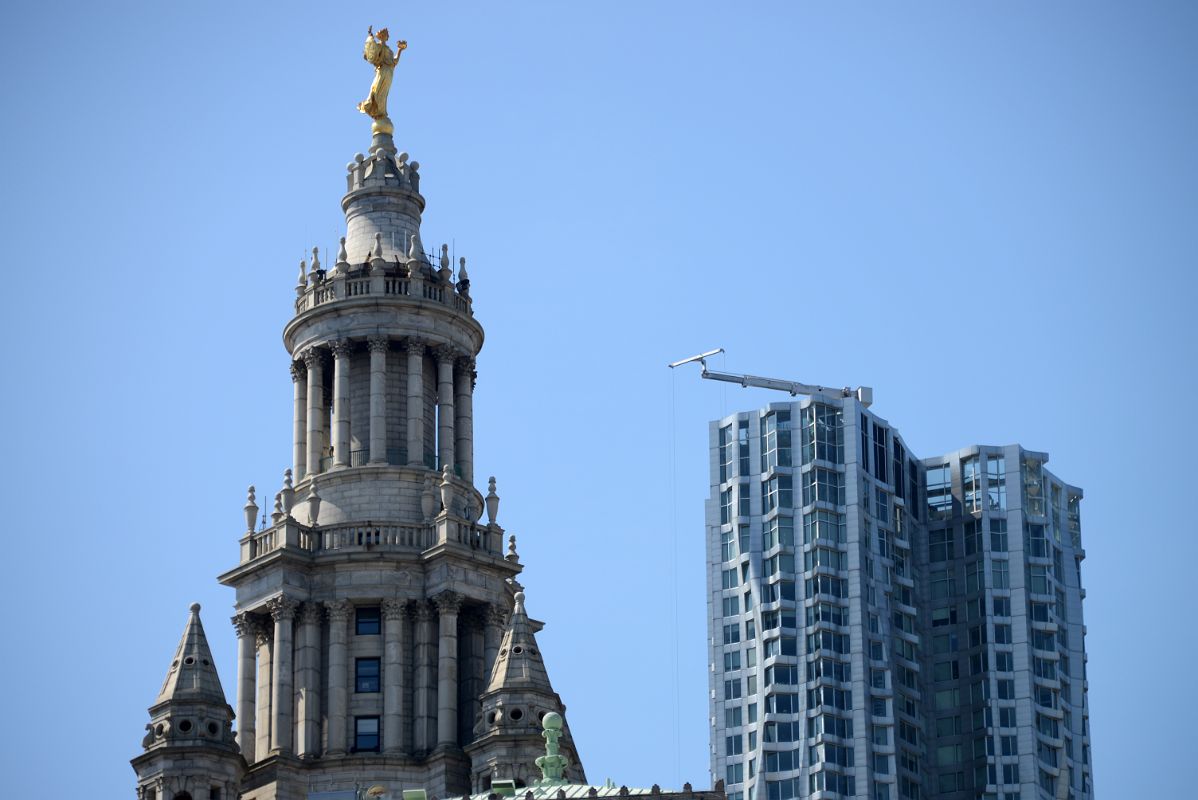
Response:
[[131, 77, 583, 799], [132, 604, 244, 800]]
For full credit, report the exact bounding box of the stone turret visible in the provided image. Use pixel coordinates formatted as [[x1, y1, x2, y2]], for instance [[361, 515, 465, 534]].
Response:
[[465, 591, 586, 791], [131, 604, 243, 800]]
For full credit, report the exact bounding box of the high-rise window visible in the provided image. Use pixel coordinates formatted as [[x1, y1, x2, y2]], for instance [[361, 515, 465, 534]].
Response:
[[803, 510, 845, 544], [764, 475, 792, 512], [761, 411, 792, 471], [962, 455, 981, 513], [987, 455, 1006, 510], [801, 404, 843, 464], [738, 420, 751, 476], [926, 464, 952, 520], [802, 468, 845, 507], [719, 425, 732, 483]]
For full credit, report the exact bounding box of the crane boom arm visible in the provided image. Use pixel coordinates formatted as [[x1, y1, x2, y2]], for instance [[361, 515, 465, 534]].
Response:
[[700, 368, 874, 407]]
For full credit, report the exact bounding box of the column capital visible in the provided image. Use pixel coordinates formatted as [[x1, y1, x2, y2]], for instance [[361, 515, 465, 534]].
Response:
[[485, 604, 508, 629], [330, 339, 354, 360], [431, 590, 464, 616], [381, 598, 407, 620], [367, 335, 390, 354], [455, 356, 476, 373], [252, 616, 273, 647], [299, 601, 324, 626], [301, 347, 326, 369], [433, 344, 457, 364], [325, 599, 354, 623], [290, 361, 307, 382], [267, 595, 300, 621], [405, 339, 426, 357], [409, 600, 436, 623], [231, 611, 256, 637]]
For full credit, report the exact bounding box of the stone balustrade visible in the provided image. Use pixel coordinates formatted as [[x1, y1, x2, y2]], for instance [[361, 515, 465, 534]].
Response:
[[294, 261, 470, 317], [240, 515, 501, 563]]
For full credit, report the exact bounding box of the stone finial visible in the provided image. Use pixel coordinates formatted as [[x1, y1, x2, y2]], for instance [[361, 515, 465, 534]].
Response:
[[271, 491, 285, 523], [281, 469, 294, 515], [407, 233, 419, 262], [338, 236, 350, 268], [534, 711, 569, 786], [439, 464, 454, 514], [486, 476, 500, 524], [440, 244, 450, 270], [373, 232, 384, 260], [311, 246, 321, 273], [306, 485, 321, 527], [296, 258, 307, 292], [409, 160, 420, 192], [507, 534, 519, 562], [243, 486, 258, 532]]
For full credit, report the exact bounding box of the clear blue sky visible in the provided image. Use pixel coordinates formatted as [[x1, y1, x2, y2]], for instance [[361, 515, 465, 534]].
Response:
[[1, 1, 1194, 796]]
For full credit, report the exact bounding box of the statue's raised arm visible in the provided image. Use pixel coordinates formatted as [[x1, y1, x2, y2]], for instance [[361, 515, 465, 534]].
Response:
[[357, 26, 405, 138]]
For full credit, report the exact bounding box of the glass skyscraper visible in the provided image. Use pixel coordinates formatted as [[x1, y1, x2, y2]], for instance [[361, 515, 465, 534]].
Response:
[[706, 396, 1091, 800]]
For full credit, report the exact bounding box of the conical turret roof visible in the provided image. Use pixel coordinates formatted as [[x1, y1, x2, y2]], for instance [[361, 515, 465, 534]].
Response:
[[154, 603, 228, 707], [485, 591, 554, 693]]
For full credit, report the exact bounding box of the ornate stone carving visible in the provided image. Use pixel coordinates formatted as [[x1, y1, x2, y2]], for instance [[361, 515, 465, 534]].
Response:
[[231, 612, 256, 637], [301, 347, 326, 370], [299, 602, 325, 626], [330, 340, 354, 360], [433, 344, 457, 364], [367, 335, 390, 354], [251, 615, 273, 646], [381, 598, 407, 620], [455, 356, 476, 374], [290, 361, 307, 382], [267, 595, 300, 621], [485, 605, 508, 630], [404, 339, 425, 357], [325, 599, 354, 623], [431, 590, 463, 616], [409, 600, 435, 623]]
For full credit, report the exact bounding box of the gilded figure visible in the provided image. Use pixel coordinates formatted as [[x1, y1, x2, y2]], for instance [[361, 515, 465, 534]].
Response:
[[358, 26, 406, 133]]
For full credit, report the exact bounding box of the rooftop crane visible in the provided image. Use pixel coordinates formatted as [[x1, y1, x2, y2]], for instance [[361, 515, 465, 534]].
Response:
[[668, 348, 874, 408]]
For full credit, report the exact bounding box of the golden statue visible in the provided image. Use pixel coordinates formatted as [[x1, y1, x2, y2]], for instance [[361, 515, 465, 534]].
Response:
[[358, 26, 406, 136]]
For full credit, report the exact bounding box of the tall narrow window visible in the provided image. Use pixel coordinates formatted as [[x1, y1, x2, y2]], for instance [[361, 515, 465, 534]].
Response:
[[987, 455, 1006, 510], [761, 411, 792, 472], [738, 420, 750, 476], [926, 464, 952, 520], [962, 456, 981, 513], [873, 423, 888, 483], [719, 425, 732, 483]]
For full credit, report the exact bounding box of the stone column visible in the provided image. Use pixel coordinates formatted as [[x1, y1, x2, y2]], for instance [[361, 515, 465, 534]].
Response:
[[483, 605, 506, 680], [303, 348, 325, 476], [295, 602, 323, 758], [268, 596, 298, 754], [254, 620, 273, 759], [325, 600, 353, 755], [382, 599, 406, 753], [433, 591, 463, 748], [331, 340, 353, 468], [454, 357, 475, 484], [368, 336, 389, 464], [291, 361, 308, 480], [232, 613, 257, 762], [435, 347, 456, 474], [412, 602, 436, 753], [406, 340, 425, 467]]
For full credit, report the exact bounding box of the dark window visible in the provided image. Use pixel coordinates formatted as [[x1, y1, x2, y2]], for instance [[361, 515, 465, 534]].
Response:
[[356, 606, 381, 635], [354, 716, 380, 751], [356, 657, 381, 692]]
